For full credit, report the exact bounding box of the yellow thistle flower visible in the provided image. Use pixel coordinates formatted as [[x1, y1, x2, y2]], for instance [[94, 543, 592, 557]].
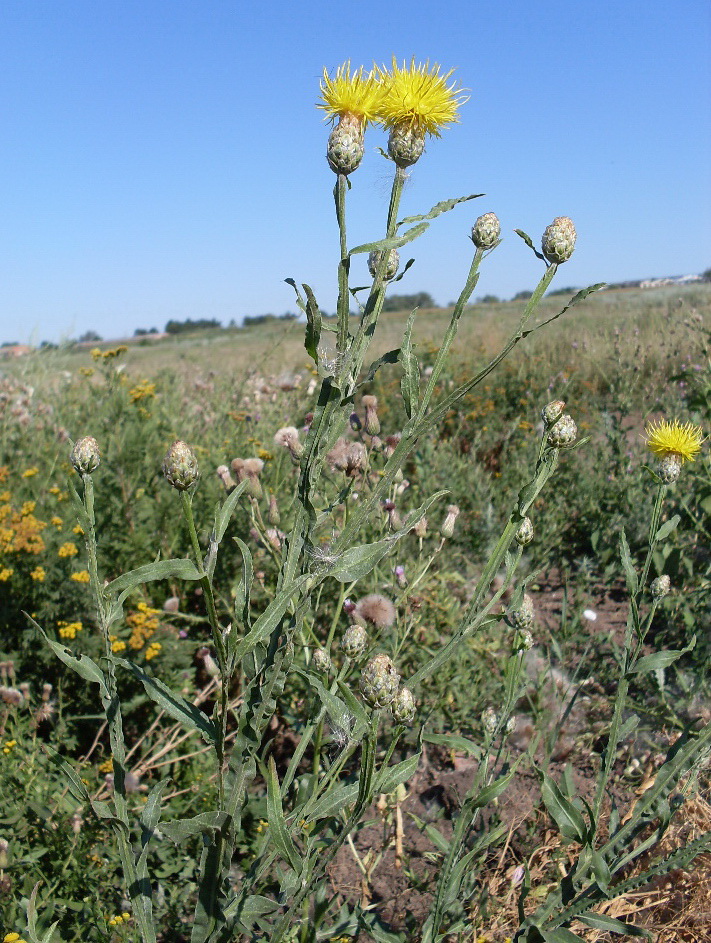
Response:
[[644, 419, 705, 463], [376, 57, 468, 137], [318, 62, 384, 125]]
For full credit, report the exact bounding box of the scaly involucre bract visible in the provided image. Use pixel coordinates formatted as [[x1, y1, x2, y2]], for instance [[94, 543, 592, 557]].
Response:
[[376, 57, 468, 136], [644, 418, 705, 464], [318, 61, 384, 125]]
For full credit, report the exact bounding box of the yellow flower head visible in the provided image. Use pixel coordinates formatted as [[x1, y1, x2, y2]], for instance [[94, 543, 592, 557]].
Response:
[[376, 57, 468, 136], [644, 418, 705, 464], [318, 62, 384, 125]]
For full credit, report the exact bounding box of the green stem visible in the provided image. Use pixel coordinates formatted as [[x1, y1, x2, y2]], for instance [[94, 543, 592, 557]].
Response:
[[335, 174, 350, 356]]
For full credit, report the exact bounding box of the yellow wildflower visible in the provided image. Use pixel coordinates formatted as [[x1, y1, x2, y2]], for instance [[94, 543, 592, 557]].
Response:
[[644, 418, 705, 463], [145, 641, 162, 660], [128, 380, 156, 403], [58, 542, 78, 558], [51, 516, 63, 527], [318, 62, 384, 125], [79, 366, 95, 377], [0, 490, 10, 502], [72, 524, 84, 536], [21, 501, 36, 516], [111, 639, 127, 653], [0, 567, 13, 581], [30, 566, 46, 582], [22, 467, 39, 478], [2, 739, 17, 755], [70, 570, 90, 583], [48, 486, 62, 496], [376, 57, 468, 136], [58, 621, 83, 640]]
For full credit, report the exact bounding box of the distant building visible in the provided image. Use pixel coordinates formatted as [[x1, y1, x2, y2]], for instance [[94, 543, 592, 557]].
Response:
[[0, 344, 33, 358]]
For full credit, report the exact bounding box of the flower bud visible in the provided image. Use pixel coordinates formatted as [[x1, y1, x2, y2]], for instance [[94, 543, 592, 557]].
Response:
[[162, 441, 199, 491], [414, 516, 428, 538], [471, 212, 501, 250], [274, 427, 303, 463], [391, 686, 416, 724], [513, 629, 534, 652], [361, 395, 380, 436], [70, 436, 101, 475], [508, 593, 535, 630], [542, 216, 576, 264], [311, 648, 332, 674], [368, 248, 400, 282], [515, 516, 534, 546], [268, 493, 280, 526], [547, 414, 578, 448], [440, 504, 460, 539], [541, 400, 566, 427], [650, 574, 671, 599], [216, 465, 236, 492], [360, 654, 400, 709], [657, 454, 682, 484], [482, 706, 498, 734], [342, 623, 368, 660], [327, 114, 365, 175], [0, 837, 8, 868], [388, 125, 425, 167], [394, 564, 408, 588]]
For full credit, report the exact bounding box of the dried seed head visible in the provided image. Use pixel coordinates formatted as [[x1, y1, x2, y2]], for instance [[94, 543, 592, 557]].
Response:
[[368, 248, 400, 281], [650, 574, 671, 599], [70, 436, 101, 475], [274, 426, 303, 461], [508, 593, 535, 630], [327, 113, 365, 175], [311, 648, 332, 674], [542, 216, 576, 263], [163, 596, 180, 613], [388, 124, 426, 167], [471, 212, 501, 250], [541, 400, 566, 426], [242, 457, 264, 498], [216, 465, 237, 491], [361, 395, 380, 436], [342, 623, 368, 660], [547, 414, 578, 448], [0, 686, 24, 707], [355, 593, 397, 629], [162, 441, 199, 491], [391, 686, 416, 724], [515, 516, 534, 546], [440, 504, 460, 539], [657, 454, 682, 484], [345, 441, 367, 477], [360, 654, 400, 709]]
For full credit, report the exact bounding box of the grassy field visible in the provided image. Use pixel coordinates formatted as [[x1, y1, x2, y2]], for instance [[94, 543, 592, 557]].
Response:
[[1, 282, 710, 942]]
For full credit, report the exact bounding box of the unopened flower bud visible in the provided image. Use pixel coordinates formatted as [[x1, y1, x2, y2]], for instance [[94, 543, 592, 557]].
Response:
[[311, 648, 332, 674], [327, 114, 365, 175], [547, 414, 577, 448], [508, 593, 535, 630], [414, 517, 428, 538], [0, 838, 8, 867], [71, 811, 83, 835], [391, 686, 416, 724], [541, 400, 566, 426], [515, 517, 534, 546], [394, 564, 407, 588], [368, 248, 399, 282], [471, 212, 501, 250], [657, 454, 682, 484], [650, 574, 671, 599], [342, 623, 368, 660], [162, 441, 199, 491], [360, 654, 400, 709], [70, 436, 101, 475], [362, 395, 380, 436], [388, 125, 425, 167], [216, 465, 236, 492], [513, 628, 534, 652], [268, 493, 280, 526], [482, 706, 498, 734], [542, 216, 576, 264], [242, 458, 264, 499], [440, 504, 460, 539]]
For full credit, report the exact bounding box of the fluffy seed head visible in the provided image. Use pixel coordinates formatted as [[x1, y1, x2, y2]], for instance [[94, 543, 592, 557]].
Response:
[[162, 441, 199, 491], [355, 593, 396, 629], [342, 623, 368, 660], [368, 248, 400, 281], [650, 574, 671, 599], [644, 419, 704, 464], [360, 653, 400, 709], [515, 516, 534, 546], [542, 217, 577, 263], [541, 400, 566, 426], [547, 414, 578, 448], [391, 686, 416, 724], [471, 212, 501, 250], [71, 436, 101, 475], [508, 593, 535, 630]]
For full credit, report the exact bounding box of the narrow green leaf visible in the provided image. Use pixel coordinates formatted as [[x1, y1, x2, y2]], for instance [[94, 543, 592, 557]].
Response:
[[397, 193, 484, 227], [399, 311, 419, 418], [514, 228, 546, 261], [106, 558, 201, 595], [266, 756, 302, 872], [376, 752, 421, 795], [541, 930, 586, 943], [28, 616, 107, 694], [472, 769, 515, 808], [361, 348, 400, 385], [619, 529, 639, 596], [231, 574, 310, 664], [26, 884, 61, 943], [232, 536, 254, 640], [303, 282, 322, 364], [214, 479, 250, 545], [304, 783, 359, 823], [629, 636, 696, 674], [578, 912, 649, 936], [590, 850, 611, 889], [160, 811, 230, 843], [349, 222, 429, 257], [422, 732, 482, 758], [331, 537, 393, 582], [654, 514, 681, 543], [540, 772, 588, 843], [116, 658, 217, 744], [424, 824, 450, 854]]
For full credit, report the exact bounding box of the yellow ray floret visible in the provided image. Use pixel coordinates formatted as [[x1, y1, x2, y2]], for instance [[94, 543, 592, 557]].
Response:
[[644, 418, 705, 463], [377, 57, 468, 136], [318, 62, 384, 124]]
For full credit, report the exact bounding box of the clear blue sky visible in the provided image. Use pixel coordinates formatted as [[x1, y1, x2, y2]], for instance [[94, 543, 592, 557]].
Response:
[[1, 0, 709, 344]]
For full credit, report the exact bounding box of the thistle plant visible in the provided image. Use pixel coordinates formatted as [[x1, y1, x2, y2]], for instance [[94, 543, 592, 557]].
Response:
[[23, 56, 708, 943]]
